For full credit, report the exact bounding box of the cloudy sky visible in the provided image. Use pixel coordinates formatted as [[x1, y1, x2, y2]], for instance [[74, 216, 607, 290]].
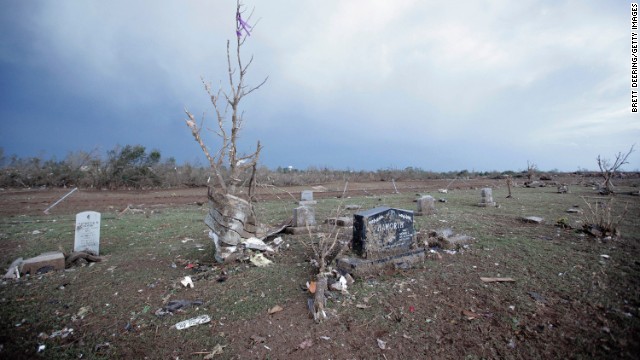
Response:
[[0, 0, 638, 172]]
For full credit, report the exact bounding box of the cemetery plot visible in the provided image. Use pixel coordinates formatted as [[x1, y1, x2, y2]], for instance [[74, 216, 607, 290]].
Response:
[[0, 177, 638, 359]]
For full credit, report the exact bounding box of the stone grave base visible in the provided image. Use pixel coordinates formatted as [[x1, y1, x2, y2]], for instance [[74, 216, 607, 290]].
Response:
[[336, 249, 425, 278], [284, 226, 319, 235], [298, 200, 317, 206], [21, 252, 65, 275]]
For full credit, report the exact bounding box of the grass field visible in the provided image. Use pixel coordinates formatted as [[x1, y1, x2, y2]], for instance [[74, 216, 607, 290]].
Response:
[[1, 182, 639, 359]]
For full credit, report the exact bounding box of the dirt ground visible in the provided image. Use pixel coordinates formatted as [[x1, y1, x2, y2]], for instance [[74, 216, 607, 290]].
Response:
[[1, 177, 639, 359]]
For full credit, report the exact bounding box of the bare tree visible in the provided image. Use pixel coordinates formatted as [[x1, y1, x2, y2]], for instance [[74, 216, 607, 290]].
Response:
[[596, 145, 635, 194], [526, 160, 537, 182], [185, 1, 267, 258]]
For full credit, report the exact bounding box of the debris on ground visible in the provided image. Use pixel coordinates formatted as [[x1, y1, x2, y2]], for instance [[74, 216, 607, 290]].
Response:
[[424, 228, 474, 250], [298, 339, 313, 350], [158, 299, 204, 315], [377, 338, 387, 350], [65, 251, 103, 268], [249, 253, 272, 267], [181, 276, 194, 288], [250, 334, 266, 344], [202, 344, 226, 359], [174, 315, 211, 330], [3, 257, 23, 279], [528, 291, 547, 303], [242, 237, 275, 252], [268, 305, 283, 314], [521, 216, 544, 224], [48, 327, 74, 339], [329, 275, 348, 293]]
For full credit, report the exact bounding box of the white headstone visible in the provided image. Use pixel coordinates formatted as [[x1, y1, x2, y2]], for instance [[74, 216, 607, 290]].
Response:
[[301, 190, 314, 201], [74, 211, 101, 255]]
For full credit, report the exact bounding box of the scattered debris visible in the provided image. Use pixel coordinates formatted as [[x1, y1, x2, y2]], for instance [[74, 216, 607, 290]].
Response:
[[298, 339, 314, 350], [202, 344, 226, 359], [242, 237, 274, 252], [181, 276, 194, 288], [329, 276, 348, 293], [426, 228, 474, 249], [44, 187, 79, 214], [268, 305, 283, 314], [528, 292, 546, 303], [462, 309, 479, 320], [174, 315, 211, 330], [250, 334, 266, 343], [272, 237, 284, 247], [480, 277, 515, 283], [555, 217, 571, 229], [249, 253, 272, 267], [377, 338, 387, 350], [37, 344, 45, 353], [345, 204, 361, 210], [438, 189, 448, 193], [521, 216, 544, 224], [65, 251, 103, 268], [307, 281, 317, 294], [49, 327, 74, 339], [161, 300, 203, 313], [600, 254, 610, 259], [73, 306, 91, 321], [3, 257, 23, 279]]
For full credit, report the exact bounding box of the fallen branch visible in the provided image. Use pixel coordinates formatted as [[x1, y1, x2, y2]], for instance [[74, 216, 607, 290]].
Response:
[[65, 251, 103, 267]]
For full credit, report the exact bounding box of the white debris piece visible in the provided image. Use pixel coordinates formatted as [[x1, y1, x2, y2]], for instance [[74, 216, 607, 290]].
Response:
[[181, 276, 194, 288], [242, 237, 274, 252], [175, 315, 211, 330]]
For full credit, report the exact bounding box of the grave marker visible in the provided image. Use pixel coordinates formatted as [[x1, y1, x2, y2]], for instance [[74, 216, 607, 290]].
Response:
[[352, 206, 415, 258], [74, 211, 101, 255], [478, 188, 496, 207], [299, 190, 317, 205], [416, 195, 436, 216], [338, 206, 424, 277]]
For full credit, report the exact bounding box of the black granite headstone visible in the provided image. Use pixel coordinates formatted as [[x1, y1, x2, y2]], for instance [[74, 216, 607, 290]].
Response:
[[352, 206, 415, 258]]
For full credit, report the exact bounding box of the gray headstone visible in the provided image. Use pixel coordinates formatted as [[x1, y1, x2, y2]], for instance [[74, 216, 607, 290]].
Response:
[[352, 207, 415, 259], [417, 195, 436, 215], [478, 188, 496, 207], [74, 211, 101, 255], [301, 190, 314, 202], [293, 206, 316, 227]]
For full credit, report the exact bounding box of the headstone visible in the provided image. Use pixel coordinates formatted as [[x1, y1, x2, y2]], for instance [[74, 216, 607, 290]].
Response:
[[293, 206, 316, 227], [74, 211, 101, 255], [478, 188, 496, 207], [299, 190, 317, 206], [416, 195, 436, 215], [352, 207, 415, 258], [338, 206, 424, 277], [301, 190, 313, 201]]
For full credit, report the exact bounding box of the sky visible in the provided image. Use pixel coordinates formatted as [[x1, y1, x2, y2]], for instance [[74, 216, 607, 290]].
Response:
[[0, 0, 639, 172]]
